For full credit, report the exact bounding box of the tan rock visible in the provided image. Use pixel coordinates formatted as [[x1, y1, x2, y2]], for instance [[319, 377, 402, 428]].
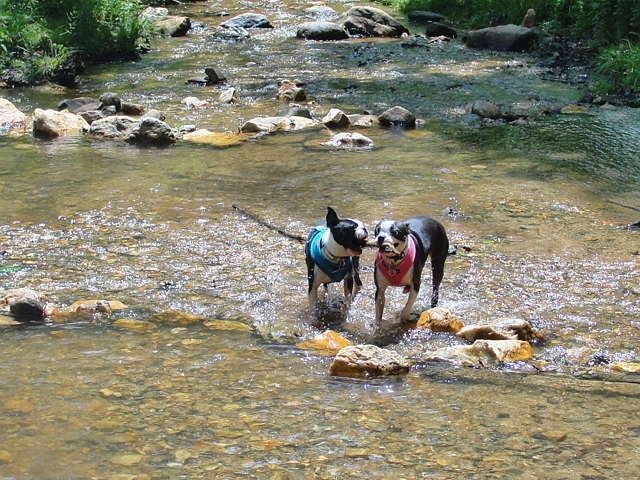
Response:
[[473, 339, 533, 362], [0, 450, 14, 463], [328, 344, 411, 378], [3, 398, 35, 413], [521, 9, 536, 28], [203, 319, 253, 332], [109, 454, 145, 466], [322, 108, 351, 130], [416, 307, 463, 333], [0, 98, 29, 136], [456, 318, 542, 342], [296, 330, 353, 356], [278, 79, 306, 103], [33, 108, 90, 136], [182, 129, 246, 146], [154, 308, 206, 325], [610, 362, 640, 373], [423, 345, 482, 367], [64, 299, 127, 313], [0, 315, 20, 326], [114, 319, 157, 333]]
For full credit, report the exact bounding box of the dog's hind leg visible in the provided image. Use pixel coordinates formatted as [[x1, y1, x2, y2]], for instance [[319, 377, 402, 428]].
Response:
[[429, 236, 449, 308]]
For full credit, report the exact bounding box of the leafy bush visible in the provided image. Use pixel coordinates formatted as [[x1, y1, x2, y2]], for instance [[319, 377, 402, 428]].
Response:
[[0, 0, 151, 85], [592, 41, 640, 94]]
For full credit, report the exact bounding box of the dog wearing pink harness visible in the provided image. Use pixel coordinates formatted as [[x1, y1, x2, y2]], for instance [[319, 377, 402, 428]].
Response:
[[374, 216, 449, 323]]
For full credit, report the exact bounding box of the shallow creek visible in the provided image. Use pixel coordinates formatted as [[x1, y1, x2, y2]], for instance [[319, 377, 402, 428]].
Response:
[[1, 0, 640, 478]]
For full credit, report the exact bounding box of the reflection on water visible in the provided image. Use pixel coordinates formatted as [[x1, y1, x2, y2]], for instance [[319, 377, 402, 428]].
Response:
[[1, 0, 640, 477]]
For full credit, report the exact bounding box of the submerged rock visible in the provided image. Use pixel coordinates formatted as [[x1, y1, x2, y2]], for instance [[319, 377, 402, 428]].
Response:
[[425, 339, 533, 366], [115, 319, 157, 333], [329, 344, 412, 378], [182, 129, 246, 147], [154, 308, 206, 326], [337, 6, 409, 38], [322, 132, 373, 148]]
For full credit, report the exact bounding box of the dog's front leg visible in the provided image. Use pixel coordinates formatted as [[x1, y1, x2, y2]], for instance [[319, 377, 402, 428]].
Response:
[[343, 273, 355, 304], [400, 284, 420, 322], [374, 285, 387, 323]]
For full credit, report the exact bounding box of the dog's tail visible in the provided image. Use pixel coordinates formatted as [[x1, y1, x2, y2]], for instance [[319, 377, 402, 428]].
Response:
[[232, 205, 306, 243]]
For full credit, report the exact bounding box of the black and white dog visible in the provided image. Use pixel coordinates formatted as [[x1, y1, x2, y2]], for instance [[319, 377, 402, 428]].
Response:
[[374, 216, 449, 323], [305, 207, 369, 315]]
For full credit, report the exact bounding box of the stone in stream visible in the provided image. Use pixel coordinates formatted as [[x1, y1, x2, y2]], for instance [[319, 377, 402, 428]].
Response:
[[220, 13, 273, 29], [297, 21, 350, 41], [0, 98, 29, 135], [329, 344, 412, 378], [33, 108, 90, 136], [377, 105, 416, 128], [336, 6, 409, 38]]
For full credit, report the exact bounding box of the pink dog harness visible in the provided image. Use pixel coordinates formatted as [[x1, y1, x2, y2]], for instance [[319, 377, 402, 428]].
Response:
[[376, 235, 416, 286]]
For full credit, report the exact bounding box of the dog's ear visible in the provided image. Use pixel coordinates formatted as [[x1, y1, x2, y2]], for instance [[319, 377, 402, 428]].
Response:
[[326, 206, 340, 227]]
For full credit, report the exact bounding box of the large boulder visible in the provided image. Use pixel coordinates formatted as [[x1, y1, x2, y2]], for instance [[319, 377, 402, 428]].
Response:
[[140, 7, 191, 37], [336, 7, 409, 37], [89, 116, 139, 139], [33, 108, 90, 136], [464, 24, 539, 52], [426, 22, 457, 39], [220, 13, 273, 29], [378, 105, 416, 128], [129, 117, 179, 144], [329, 344, 412, 378], [0, 99, 29, 136], [297, 21, 350, 41], [322, 108, 351, 130], [154, 15, 191, 37]]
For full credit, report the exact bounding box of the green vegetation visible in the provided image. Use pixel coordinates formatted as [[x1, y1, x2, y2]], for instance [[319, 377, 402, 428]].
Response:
[[0, 0, 151, 86], [379, 0, 640, 95]]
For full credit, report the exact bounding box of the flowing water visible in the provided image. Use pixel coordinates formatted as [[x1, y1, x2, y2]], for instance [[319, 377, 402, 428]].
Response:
[[1, 1, 640, 478]]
